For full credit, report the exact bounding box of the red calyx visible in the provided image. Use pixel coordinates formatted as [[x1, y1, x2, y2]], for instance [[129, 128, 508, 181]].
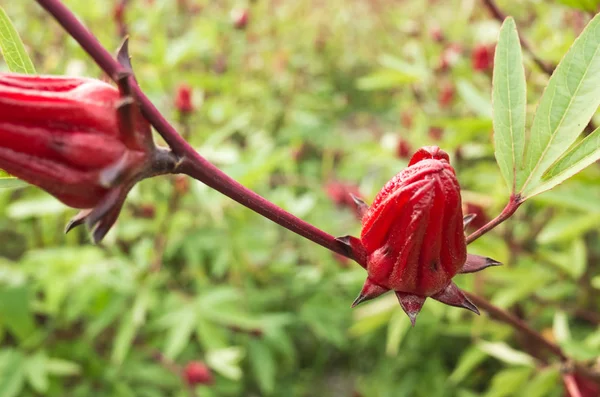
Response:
[[339, 146, 501, 325], [396, 139, 412, 159], [0, 72, 156, 243], [184, 361, 214, 386], [438, 83, 454, 108], [472, 44, 495, 72], [175, 84, 194, 114]]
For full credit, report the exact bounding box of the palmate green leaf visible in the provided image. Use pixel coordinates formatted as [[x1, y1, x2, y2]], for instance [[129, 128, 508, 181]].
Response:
[[492, 17, 527, 193], [520, 13, 600, 199], [0, 6, 35, 73]]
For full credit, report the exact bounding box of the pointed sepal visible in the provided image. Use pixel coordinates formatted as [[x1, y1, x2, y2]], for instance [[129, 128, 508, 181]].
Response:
[[336, 235, 367, 268], [116, 37, 133, 73], [349, 193, 369, 218], [431, 282, 479, 315], [65, 209, 92, 234], [395, 292, 426, 326], [351, 278, 388, 308], [460, 253, 502, 274], [463, 213, 476, 230]]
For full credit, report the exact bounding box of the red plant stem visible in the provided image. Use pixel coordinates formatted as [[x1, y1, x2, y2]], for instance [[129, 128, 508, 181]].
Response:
[[34, 0, 351, 260], [563, 373, 583, 397], [465, 292, 566, 359], [466, 195, 521, 244]]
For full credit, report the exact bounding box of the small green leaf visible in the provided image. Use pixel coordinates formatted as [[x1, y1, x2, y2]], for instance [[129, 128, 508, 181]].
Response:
[[0, 349, 25, 397], [477, 341, 536, 367], [521, 13, 600, 198], [163, 308, 196, 360], [248, 340, 276, 395], [25, 352, 49, 394], [0, 7, 35, 74], [485, 367, 533, 397], [492, 17, 527, 193], [45, 358, 81, 376], [449, 346, 488, 384], [457, 79, 492, 118], [206, 347, 244, 381], [530, 126, 600, 196]]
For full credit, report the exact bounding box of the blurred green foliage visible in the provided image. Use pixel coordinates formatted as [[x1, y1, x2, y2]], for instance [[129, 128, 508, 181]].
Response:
[[1, 0, 600, 396]]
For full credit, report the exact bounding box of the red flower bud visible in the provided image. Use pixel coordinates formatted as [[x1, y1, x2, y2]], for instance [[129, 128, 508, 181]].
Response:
[[438, 83, 454, 108], [472, 44, 495, 72], [428, 126, 444, 141], [396, 139, 412, 159], [231, 8, 249, 30], [175, 84, 194, 114], [184, 361, 214, 386], [338, 147, 500, 325], [0, 72, 160, 242]]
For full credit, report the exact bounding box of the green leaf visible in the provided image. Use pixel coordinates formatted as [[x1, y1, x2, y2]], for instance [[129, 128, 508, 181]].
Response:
[[517, 367, 560, 397], [0, 284, 35, 341], [520, 14, 600, 198], [0, 349, 25, 397], [484, 367, 533, 397], [534, 126, 600, 195], [111, 310, 138, 365], [0, 7, 35, 73], [356, 70, 419, 91], [25, 352, 49, 394], [45, 358, 81, 376], [449, 346, 488, 384], [492, 17, 527, 193], [477, 341, 536, 367], [457, 79, 492, 118], [248, 340, 276, 395], [206, 347, 244, 381], [163, 308, 196, 360]]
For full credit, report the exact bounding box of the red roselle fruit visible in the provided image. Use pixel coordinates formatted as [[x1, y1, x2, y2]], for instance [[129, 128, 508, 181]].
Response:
[[438, 82, 454, 108], [338, 146, 500, 325], [396, 139, 412, 159], [0, 72, 169, 243], [472, 44, 495, 72], [175, 84, 194, 115], [183, 361, 214, 386]]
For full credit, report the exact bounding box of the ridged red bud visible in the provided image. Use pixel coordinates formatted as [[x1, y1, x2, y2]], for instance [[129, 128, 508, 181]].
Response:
[[175, 84, 194, 114], [396, 139, 412, 159], [339, 147, 500, 325], [472, 44, 495, 72], [0, 73, 157, 242], [184, 361, 214, 386]]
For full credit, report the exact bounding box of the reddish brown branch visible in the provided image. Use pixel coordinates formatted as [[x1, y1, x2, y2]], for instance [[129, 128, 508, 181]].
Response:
[[480, 0, 554, 75]]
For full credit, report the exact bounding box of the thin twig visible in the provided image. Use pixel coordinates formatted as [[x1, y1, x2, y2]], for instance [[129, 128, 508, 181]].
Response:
[[466, 195, 522, 244], [480, 0, 554, 75]]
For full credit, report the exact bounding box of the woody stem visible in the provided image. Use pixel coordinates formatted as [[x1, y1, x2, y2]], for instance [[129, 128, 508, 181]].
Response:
[[466, 195, 521, 244]]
